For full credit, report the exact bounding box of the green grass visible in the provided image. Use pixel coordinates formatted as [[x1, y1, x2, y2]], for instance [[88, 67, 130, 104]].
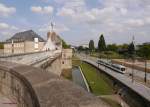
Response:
[[91, 51, 123, 59], [72, 56, 123, 107], [80, 62, 114, 95], [72, 56, 81, 66]]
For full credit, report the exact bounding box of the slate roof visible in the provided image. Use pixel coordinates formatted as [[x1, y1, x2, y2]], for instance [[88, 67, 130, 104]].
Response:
[[5, 30, 45, 43]]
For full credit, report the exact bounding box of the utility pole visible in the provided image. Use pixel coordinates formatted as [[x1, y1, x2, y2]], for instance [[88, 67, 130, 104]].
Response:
[[144, 59, 147, 83], [131, 35, 135, 83], [132, 57, 134, 83]]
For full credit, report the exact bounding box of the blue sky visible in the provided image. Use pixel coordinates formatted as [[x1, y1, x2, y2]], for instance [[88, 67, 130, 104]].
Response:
[[0, 0, 150, 46]]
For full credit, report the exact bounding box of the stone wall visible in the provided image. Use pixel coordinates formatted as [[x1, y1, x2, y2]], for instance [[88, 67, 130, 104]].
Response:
[[0, 61, 110, 107], [45, 56, 62, 76], [61, 49, 72, 70], [0, 66, 39, 107]]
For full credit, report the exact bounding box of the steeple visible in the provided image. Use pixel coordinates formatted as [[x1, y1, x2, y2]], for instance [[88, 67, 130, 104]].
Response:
[[50, 22, 54, 32]]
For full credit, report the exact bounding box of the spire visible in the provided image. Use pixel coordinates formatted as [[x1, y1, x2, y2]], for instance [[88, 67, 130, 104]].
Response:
[[132, 35, 135, 45], [51, 22, 54, 32]]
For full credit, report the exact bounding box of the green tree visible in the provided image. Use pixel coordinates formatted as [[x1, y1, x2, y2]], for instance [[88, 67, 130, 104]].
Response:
[[98, 34, 106, 52], [89, 40, 95, 52], [62, 39, 70, 49], [107, 44, 118, 52], [78, 46, 84, 51], [128, 42, 135, 55], [138, 44, 150, 59]]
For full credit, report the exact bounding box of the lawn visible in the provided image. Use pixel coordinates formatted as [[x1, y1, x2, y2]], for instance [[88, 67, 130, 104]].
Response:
[[72, 56, 123, 107], [80, 62, 114, 95], [91, 51, 123, 59]]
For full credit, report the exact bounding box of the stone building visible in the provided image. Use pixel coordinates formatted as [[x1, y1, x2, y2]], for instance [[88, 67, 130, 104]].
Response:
[[4, 30, 45, 54]]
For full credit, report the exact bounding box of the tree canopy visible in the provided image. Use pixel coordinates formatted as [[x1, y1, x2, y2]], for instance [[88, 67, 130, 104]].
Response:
[[98, 34, 106, 52], [89, 40, 95, 51], [107, 44, 118, 52], [62, 39, 70, 49], [128, 42, 135, 55], [138, 44, 150, 59]]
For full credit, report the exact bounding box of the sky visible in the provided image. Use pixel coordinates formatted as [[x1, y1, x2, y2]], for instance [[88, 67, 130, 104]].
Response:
[[0, 0, 150, 46]]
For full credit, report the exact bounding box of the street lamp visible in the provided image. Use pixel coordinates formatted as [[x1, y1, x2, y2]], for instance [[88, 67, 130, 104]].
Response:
[[144, 59, 147, 83], [129, 53, 135, 83]]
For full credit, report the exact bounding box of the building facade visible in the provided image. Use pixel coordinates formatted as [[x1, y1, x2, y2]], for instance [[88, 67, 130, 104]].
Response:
[[4, 30, 45, 54]]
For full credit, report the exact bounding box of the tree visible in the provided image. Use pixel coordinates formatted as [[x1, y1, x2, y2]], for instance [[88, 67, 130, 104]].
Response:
[[77, 46, 84, 51], [138, 44, 150, 58], [89, 40, 95, 52], [107, 44, 118, 52], [98, 34, 106, 52], [62, 39, 70, 49], [128, 42, 135, 55]]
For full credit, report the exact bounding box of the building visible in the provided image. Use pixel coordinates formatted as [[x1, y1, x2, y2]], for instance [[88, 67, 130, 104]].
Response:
[[43, 31, 62, 51], [4, 30, 45, 54]]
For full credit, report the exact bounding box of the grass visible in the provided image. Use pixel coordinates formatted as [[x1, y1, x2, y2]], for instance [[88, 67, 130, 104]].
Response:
[[72, 56, 123, 107], [72, 56, 114, 95], [72, 56, 81, 66], [80, 62, 114, 95], [91, 51, 123, 59]]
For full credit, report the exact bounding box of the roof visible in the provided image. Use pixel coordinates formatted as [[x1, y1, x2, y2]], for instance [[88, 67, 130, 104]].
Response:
[[5, 30, 45, 43]]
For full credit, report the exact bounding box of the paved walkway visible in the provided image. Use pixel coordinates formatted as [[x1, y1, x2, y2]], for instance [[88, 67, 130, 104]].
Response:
[[77, 54, 150, 103]]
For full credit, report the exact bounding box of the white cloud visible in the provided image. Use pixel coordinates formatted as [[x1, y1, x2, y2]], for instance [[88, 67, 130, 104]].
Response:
[[57, 8, 75, 17], [120, 8, 127, 15], [38, 24, 69, 33], [0, 31, 11, 36], [125, 19, 145, 27], [0, 23, 9, 29], [145, 17, 150, 24], [0, 3, 16, 17], [31, 6, 53, 15], [0, 22, 18, 30]]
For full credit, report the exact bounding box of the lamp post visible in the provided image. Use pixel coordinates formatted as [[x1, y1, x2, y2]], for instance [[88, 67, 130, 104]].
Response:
[[132, 57, 134, 83], [144, 59, 147, 83]]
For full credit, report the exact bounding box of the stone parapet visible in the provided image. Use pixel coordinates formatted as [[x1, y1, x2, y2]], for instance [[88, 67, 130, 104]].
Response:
[[0, 61, 109, 107]]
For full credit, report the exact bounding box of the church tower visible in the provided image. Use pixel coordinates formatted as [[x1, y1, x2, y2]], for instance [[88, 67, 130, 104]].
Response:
[[42, 22, 56, 51]]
